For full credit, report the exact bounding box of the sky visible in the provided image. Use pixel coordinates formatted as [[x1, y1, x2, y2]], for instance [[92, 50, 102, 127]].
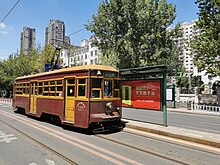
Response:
[[0, 0, 199, 60]]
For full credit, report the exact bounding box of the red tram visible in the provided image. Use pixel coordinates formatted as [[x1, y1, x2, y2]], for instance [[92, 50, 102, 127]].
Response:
[[13, 65, 122, 131]]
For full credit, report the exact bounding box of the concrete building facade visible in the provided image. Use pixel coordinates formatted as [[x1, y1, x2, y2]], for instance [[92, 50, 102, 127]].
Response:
[[45, 19, 68, 47], [177, 20, 219, 89], [60, 37, 100, 67], [20, 27, 36, 55], [177, 21, 198, 73]]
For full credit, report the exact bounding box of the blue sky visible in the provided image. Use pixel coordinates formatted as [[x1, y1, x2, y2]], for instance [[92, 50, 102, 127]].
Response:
[[0, 0, 198, 60]]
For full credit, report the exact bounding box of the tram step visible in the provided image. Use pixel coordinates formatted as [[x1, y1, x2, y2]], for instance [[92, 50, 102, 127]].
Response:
[[63, 120, 75, 125]]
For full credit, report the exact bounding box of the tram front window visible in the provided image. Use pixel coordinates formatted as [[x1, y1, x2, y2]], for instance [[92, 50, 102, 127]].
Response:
[[104, 80, 112, 97], [91, 78, 101, 98]]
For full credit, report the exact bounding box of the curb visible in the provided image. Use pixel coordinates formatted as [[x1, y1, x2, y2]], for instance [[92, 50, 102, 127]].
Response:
[[123, 121, 220, 148]]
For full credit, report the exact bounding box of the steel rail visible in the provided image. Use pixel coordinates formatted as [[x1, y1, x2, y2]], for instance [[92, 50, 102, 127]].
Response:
[[123, 129, 220, 156], [95, 133, 189, 165], [0, 119, 78, 165]]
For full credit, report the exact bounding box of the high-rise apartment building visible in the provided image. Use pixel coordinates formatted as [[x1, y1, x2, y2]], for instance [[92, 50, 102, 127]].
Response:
[[20, 27, 36, 55], [177, 20, 199, 73], [176, 20, 219, 86], [64, 36, 70, 45], [45, 19, 66, 47]]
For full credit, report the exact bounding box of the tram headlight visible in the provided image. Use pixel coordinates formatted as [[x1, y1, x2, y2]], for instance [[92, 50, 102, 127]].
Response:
[[106, 102, 113, 110], [116, 107, 120, 111]]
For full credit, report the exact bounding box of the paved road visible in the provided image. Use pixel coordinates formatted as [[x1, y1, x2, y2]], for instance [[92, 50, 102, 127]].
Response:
[[122, 107, 220, 134], [1, 104, 220, 164]]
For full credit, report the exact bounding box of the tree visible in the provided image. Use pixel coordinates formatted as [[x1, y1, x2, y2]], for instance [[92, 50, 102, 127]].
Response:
[[191, 0, 220, 76], [86, 0, 183, 71], [0, 45, 56, 93]]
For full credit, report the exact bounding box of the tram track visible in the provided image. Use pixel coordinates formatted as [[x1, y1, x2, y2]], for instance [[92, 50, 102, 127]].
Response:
[[1, 107, 219, 164], [123, 128, 220, 156], [95, 133, 189, 165], [95, 127, 220, 165], [0, 119, 78, 165], [0, 110, 145, 165]]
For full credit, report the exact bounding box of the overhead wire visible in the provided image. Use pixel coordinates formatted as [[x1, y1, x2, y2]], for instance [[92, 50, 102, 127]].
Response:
[[0, 0, 21, 24], [68, 27, 86, 37]]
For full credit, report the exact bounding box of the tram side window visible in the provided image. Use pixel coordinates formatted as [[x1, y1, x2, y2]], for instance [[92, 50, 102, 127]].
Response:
[[91, 78, 102, 98], [38, 82, 43, 95], [78, 78, 86, 97], [56, 80, 63, 96], [43, 81, 49, 96], [49, 81, 55, 96], [114, 80, 120, 97], [24, 83, 30, 94], [16, 84, 23, 95], [104, 80, 112, 97]]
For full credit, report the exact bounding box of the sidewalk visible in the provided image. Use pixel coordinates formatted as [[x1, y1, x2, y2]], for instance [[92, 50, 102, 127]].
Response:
[[123, 118, 220, 148]]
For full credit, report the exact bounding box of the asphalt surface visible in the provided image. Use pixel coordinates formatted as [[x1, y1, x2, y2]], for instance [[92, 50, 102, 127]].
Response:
[[122, 107, 220, 148], [122, 107, 220, 134], [1, 103, 220, 164], [1, 100, 220, 149]]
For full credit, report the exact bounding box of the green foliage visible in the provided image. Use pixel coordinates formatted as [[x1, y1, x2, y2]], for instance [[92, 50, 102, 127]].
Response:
[[191, 0, 220, 76], [86, 0, 183, 72], [0, 45, 55, 92]]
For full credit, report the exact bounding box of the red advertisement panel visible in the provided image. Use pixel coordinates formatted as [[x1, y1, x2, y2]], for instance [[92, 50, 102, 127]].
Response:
[[122, 79, 161, 110]]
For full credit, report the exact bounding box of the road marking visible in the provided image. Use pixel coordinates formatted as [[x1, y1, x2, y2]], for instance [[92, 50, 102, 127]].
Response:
[[29, 159, 55, 165], [46, 159, 55, 165], [0, 131, 17, 143]]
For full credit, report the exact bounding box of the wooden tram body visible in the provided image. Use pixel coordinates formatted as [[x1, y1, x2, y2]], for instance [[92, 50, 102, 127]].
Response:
[[13, 65, 121, 129]]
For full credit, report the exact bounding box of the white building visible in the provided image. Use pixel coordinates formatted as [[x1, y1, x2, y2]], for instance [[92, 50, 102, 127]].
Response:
[[177, 20, 219, 90], [60, 36, 100, 67], [177, 21, 198, 73], [20, 27, 36, 55]]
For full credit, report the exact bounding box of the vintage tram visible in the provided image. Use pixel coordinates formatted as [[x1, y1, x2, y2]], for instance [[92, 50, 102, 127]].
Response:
[[13, 65, 122, 131]]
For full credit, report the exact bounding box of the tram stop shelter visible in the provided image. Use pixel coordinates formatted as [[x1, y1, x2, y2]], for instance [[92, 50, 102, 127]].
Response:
[[120, 65, 168, 127]]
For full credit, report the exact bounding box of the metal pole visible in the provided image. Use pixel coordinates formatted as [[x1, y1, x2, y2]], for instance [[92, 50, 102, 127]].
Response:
[[173, 84, 176, 108], [163, 72, 167, 127]]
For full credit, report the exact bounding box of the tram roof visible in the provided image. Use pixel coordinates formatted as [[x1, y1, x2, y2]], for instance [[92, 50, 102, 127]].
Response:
[[15, 64, 118, 81]]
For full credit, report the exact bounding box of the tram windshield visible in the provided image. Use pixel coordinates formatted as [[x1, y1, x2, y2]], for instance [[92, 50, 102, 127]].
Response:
[[91, 78, 120, 98], [104, 80, 112, 97]]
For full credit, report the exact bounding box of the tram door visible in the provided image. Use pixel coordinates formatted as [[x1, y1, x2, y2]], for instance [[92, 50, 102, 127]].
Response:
[[30, 82, 37, 114], [122, 85, 132, 106], [64, 78, 75, 122]]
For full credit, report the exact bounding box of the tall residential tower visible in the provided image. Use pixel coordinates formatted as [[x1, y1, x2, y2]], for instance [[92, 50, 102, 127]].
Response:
[[45, 19, 67, 47], [20, 27, 36, 55]]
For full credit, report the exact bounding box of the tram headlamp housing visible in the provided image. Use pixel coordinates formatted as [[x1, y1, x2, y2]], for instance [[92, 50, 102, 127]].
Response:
[[106, 102, 113, 110], [97, 70, 102, 76]]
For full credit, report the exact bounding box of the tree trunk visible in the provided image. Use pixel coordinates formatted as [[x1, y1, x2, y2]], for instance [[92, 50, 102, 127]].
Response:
[[217, 85, 220, 105]]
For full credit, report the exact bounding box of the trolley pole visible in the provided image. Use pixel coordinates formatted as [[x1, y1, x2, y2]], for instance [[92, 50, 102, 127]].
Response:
[[163, 72, 167, 127]]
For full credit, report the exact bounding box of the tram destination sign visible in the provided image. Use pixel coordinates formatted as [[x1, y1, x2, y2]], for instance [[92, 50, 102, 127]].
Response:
[[104, 72, 117, 78]]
